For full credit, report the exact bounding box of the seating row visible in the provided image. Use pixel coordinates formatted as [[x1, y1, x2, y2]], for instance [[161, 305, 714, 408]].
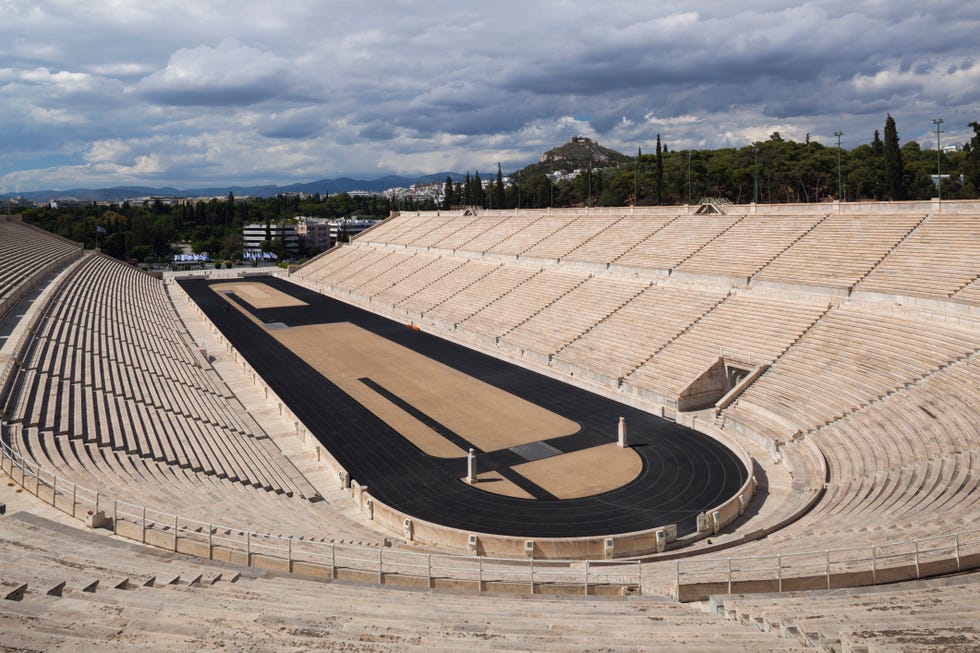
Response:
[[855, 213, 980, 300], [0, 219, 82, 319], [715, 572, 980, 652], [752, 212, 926, 289], [625, 294, 829, 398], [501, 276, 649, 357], [4, 254, 308, 497], [0, 507, 804, 653], [725, 306, 980, 439], [8, 424, 378, 543], [326, 210, 977, 305]]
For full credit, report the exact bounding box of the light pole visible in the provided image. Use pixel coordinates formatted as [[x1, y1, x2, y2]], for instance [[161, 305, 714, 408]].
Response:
[[753, 146, 759, 204], [834, 131, 844, 201], [931, 118, 944, 200]]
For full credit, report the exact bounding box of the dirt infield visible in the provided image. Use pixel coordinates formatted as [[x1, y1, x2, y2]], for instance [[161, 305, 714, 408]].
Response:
[[182, 275, 747, 538], [514, 443, 643, 500], [215, 282, 308, 308], [274, 322, 581, 456], [216, 283, 638, 496]]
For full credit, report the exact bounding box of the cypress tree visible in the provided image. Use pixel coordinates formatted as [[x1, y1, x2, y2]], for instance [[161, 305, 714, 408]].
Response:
[[474, 171, 484, 207], [495, 163, 505, 209], [967, 121, 980, 191], [871, 129, 883, 156], [883, 114, 905, 200], [442, 176, 453, 210], [655, 134, 665, 205]]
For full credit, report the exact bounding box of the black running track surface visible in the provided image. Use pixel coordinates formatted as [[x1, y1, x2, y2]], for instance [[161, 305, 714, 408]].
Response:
[[180, 277, 747, 538]]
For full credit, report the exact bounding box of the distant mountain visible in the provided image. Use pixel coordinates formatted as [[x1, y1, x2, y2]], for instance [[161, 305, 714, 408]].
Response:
[[537, 137, 630, 171], [505, 137, 631, 180], [0, 173, 465, 204]]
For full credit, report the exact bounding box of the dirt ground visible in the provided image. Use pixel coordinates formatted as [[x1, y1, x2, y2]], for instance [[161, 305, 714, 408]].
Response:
[[213, 282, 642, 501]]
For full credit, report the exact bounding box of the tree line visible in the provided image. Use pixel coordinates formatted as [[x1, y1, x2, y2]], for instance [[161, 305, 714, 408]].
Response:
[[21, 192, 395, 263], [17, 115, 980, 263], [457, 116, 980, 209]]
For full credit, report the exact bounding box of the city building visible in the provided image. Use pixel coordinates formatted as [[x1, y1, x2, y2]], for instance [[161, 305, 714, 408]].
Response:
[[242, 221, 299, 254], [296, 217, 379, 252]]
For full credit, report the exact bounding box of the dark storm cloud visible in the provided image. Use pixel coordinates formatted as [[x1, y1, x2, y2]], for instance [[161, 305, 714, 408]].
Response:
[[1, 1, 978, 192]]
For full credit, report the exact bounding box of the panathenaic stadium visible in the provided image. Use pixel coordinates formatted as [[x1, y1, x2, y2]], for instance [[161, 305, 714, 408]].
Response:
[[1, 200, 979, 651]]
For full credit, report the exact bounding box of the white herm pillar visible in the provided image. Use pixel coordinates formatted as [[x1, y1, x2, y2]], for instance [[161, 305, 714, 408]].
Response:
[[617, 417, 628, 448], [467, 448, 477, 484]]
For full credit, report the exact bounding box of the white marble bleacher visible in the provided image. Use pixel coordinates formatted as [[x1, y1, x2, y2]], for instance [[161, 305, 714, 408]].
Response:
[[854, 213, 980, 302], [355, 212, 430, 245], [952, 276, 980, 304], [724, 305, 980, 441], [347, 251, 437, 298], [753, 212, 925, 290], [458, 267, 588, 338], [521, 213, 618, 261], [790, 354, 980, 534], [451, 213, 540, 254], [406, 212, 484, 248], [715, 572, 980, 652], [0, 509, 229, 597], [294, 243, 359, 282], [0, 219, 81, 319], [500, 276, 649, 358], [46, 269, 247, 414], [552, 284, 729, 385], [613, 213, 744, 272], [3, 254, 306, 498], [10, 424, 360, 540], [813, 355, 979, 478], [375, 213, 450, 246], [395, 258, 500, 316], [0, 506, 807, 653], [624, 293, 829, 400], [318, 247, 408, 294], [562, 213, 675, 265], [372, 255, 466, 308], [486, 214, 578, 257], [423, 263, 538, 326], [675, 213, 824, 280], [427, 214, 509, 251], [313, 245, 396, 291]]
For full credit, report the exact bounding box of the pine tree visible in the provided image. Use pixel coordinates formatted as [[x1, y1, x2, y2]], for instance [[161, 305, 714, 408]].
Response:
[[883, 114, 906, 200]]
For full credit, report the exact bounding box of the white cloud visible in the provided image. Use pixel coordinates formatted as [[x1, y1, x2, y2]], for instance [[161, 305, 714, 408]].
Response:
[[135, 39, 293, 106], [0, 1, 978, 193]]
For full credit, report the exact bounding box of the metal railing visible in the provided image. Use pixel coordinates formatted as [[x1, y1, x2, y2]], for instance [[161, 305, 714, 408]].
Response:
[[0, 435, 641, 595], [5, 429, 980, 601], [676, 528, 980, 598]]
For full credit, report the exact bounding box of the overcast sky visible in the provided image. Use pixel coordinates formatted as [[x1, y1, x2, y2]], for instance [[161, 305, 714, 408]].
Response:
[[1, 1, 978, 193]]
